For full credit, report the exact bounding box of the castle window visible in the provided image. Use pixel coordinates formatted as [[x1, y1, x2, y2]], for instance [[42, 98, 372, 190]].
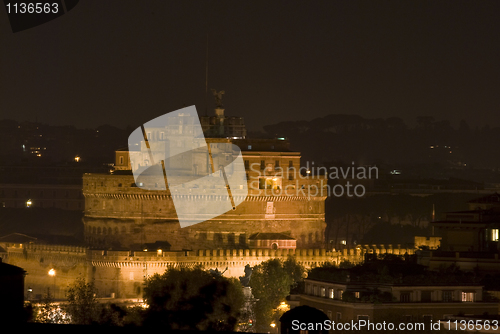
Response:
[[259, 177, 281, 190], [260, 160, 265, 170], [238, 234, 246, 245], [244, 160, 249, 170], [275, 160, 280, 169], [119, 156, 124, 165]]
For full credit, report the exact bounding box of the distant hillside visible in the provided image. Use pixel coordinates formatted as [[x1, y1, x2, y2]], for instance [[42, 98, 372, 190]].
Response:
[[263, 114, 500, 169], [0, 208, 83, 245]]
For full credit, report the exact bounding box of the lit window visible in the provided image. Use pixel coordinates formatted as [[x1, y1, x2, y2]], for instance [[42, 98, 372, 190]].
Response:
[[492, 229, 499, 241], [329, 288, 334, 299], [259, 177, 282, 190], [462, 292, 475, 302], [321, 287, 326, 297]]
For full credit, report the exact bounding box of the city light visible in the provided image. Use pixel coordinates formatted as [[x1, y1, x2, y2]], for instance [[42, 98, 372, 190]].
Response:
[[75, 156, 80, 162], [48, 268, 56, 276], [26, 199, 32, 208]]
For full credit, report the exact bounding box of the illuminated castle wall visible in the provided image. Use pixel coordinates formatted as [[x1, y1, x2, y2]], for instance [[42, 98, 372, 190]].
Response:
[[3, 242, 414, 300], [83, 109, 327, 250]]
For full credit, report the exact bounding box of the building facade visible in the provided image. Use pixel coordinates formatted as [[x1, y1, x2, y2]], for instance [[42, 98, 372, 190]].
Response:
[[299, 278, 497, 324], [83, 108, 327, 250]]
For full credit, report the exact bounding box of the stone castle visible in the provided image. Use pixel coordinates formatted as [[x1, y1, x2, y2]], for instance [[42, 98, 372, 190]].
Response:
[[1, 105, 415, 300], [83, 106, 327, 250]]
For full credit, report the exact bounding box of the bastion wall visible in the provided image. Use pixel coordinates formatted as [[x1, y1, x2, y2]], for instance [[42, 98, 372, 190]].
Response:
[[3, 243, 414, 300]]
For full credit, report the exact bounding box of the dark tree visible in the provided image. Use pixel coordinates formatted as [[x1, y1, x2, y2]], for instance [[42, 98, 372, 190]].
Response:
[[142, 266, 244, 331]]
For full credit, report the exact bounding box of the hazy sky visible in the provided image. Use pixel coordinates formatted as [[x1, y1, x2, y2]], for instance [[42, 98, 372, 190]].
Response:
[[1, 0, 499, 131]]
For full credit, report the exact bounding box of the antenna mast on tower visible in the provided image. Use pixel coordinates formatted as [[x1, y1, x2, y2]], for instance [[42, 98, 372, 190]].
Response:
[[205, 33, 209, 116]]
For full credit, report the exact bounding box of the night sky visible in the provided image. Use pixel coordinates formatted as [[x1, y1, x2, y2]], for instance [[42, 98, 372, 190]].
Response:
[[1, 0, 499, 131]]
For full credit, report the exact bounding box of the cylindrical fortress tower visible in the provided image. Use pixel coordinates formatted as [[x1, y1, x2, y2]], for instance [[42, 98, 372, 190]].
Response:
[[83, 138, 327, 250]]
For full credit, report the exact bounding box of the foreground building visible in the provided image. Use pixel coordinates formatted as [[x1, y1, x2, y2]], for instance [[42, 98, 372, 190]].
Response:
[[422, 193, 500, 271], [295, 259, 498, 325]]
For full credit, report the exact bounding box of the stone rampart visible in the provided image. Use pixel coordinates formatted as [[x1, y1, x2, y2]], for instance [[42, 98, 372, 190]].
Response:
[[4, 243, 415, 300]]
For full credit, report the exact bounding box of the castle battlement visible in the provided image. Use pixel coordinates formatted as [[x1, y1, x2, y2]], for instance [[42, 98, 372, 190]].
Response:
[[4, 242, 416, 300]]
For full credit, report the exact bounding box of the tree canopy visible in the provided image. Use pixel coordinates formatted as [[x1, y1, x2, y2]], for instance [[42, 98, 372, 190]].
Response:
[[142, 266, 244, 331], [249, 257, 305, 332]]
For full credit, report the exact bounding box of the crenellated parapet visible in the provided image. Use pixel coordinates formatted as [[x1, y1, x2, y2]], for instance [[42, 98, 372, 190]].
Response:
[[3, 242, 417, 299]]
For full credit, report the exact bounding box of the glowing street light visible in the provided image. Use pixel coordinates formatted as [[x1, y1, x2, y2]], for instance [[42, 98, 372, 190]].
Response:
[[26, 199, 32, 208], [74, 156, 80, 162], [278, 301, 289, 311], [48, 268, 56, 299]]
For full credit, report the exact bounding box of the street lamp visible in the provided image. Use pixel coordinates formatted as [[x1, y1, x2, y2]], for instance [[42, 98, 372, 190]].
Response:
[[48, 268, 56, 299]]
